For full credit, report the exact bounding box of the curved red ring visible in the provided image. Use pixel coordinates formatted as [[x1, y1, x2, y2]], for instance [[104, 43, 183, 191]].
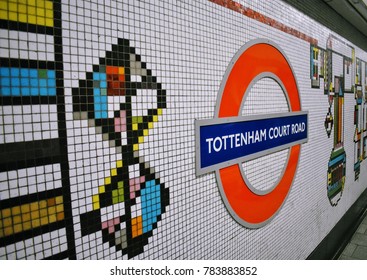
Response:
[[217, 43, 301, 226]]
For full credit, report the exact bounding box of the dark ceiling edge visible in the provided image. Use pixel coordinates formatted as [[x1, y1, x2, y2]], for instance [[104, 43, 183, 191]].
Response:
[[281, 0, 367, 51]]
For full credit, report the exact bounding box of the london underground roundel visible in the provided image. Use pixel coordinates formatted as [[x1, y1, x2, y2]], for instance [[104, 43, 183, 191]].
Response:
[[195, 39, 308, 228]]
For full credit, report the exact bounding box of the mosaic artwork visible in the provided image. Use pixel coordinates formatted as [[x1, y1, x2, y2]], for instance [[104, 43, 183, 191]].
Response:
[[310, 46, 321, 89], [326, 74, 346, 206], [0, 0, 168, 259], [353, 58, 367, 181], [311, 35, 367, 204], [1, 0, 367, 260], [0, 0, 74, 259], [310, 35, 349, 206], [313, 36, 367, 190], [71, 38, 169, 258]]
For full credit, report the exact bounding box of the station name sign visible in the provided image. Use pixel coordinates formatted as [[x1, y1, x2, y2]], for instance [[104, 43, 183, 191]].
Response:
[[195, 112, 308, 175]]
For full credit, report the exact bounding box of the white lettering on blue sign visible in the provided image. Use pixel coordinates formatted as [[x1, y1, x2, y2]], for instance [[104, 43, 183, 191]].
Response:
[[206, 129, 267, 153], [195, 112, 308, 175], [205, 122, 306, 153]]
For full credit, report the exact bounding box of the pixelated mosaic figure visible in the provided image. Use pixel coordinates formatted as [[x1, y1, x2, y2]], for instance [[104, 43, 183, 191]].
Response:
[[313, 36, 347, 207], [353, 59, 367, 181], [72, 38, 169, 258], [325, 73, 346, 206]]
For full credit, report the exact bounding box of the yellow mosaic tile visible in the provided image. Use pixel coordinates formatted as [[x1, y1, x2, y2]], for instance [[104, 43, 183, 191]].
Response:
[[0, 0, 54, 27], [0, 196, 64, 238]]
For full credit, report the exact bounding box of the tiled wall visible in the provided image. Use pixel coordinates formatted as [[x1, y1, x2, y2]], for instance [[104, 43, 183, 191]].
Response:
[[0, 0, 366, 259]]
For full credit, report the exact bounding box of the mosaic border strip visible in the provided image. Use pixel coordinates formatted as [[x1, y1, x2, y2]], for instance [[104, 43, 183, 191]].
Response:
[[209, 0, 318, 45], [0, 0, 76, 259]]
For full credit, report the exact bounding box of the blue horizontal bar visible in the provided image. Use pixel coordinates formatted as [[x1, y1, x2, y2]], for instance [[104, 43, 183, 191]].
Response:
[[0, 67, 56, 96]]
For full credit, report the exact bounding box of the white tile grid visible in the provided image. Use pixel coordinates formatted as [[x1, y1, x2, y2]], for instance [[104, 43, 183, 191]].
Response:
[[0, 29, 54, 61], [58, 0, 367, 260], [0, 228, 67, 260], [153, 0, 249, 260], [0, 105, 58, 144], [0, 164, 62, 200], [344, 58, 353, 92], [241, 77, 290, 192], [152, 0, 264, 258], [66, 114, 125, 256], [332, 53, 344, 85]]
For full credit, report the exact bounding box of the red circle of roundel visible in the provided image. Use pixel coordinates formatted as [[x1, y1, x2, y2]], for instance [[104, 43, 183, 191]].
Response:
[[216, 41, 301, 228]]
